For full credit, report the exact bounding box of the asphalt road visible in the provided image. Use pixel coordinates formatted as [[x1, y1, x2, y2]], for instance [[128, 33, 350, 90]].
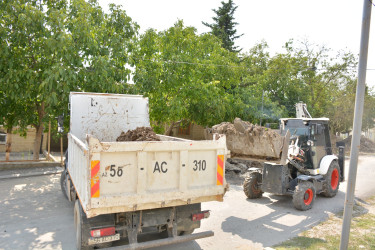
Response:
[[0, 155, 374, 250]]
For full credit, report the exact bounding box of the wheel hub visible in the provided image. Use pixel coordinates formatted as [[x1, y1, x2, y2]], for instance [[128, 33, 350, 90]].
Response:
[[303, 188, 313, 205]]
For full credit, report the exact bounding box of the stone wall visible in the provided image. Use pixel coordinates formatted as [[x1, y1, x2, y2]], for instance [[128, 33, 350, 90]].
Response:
[[171, 123, 206, 140]]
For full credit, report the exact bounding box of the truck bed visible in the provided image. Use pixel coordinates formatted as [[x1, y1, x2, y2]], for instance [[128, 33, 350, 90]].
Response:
[[68, 133, 227, 218]]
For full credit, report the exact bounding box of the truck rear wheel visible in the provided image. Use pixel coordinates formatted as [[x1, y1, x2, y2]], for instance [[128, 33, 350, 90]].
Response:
[[60, 171, 68, 200], [243, 172, 263, 199], [321, 161, 340, 197], [178, 229, 194, 235], [74, 200, 91, 250], [293, 181, 315, 211]]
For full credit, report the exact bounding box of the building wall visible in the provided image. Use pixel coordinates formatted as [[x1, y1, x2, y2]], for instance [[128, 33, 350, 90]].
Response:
[[365, 128, 375, 142], [171, 123, 206, 140], [0, 126, 47, 153]]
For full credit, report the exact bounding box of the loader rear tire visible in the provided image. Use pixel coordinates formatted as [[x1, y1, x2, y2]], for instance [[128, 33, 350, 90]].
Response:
[[243, 172, 263, 199], [321, 161, 340, 197], [293, 181, 315, 211]]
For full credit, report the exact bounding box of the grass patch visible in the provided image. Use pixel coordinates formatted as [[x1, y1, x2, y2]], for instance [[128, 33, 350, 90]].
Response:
[[273, 197, 375, 250]]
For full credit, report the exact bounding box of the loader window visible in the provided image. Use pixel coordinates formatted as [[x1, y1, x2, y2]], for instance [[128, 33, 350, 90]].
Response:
[[283, 127, 309, 137], [282, 119, 309, 140], [310, 124, 316, 137]]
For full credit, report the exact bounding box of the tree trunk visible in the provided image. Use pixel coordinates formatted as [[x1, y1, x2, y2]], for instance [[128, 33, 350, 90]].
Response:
[[33, 102, 45, 160], [164, 122, 175, 136], [164, 121, 181, 136], [5, 127, 12, 162]]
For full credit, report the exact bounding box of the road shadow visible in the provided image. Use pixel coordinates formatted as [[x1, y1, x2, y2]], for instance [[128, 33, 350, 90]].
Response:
[[221, 188, 348, 247], [138, 233, 203, 250], [0, 173, 75, 249], [0, 173, 204, 250]]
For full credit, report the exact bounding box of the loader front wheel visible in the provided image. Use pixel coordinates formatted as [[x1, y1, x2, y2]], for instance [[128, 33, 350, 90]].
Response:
[[321, 161, 340, 197], [293, 181, 315, 211], [243, 172, 263, 199]]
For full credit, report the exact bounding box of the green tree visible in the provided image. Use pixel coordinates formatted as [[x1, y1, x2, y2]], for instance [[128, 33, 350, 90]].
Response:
[[231, 41, 285, 124], [328, 81, 375, 134], [134, 21, 241, 133], [0, 91, 31, 161], [0, 0, 138, 159], [202, 0, 243, 52], [260, 40, 358, 119]]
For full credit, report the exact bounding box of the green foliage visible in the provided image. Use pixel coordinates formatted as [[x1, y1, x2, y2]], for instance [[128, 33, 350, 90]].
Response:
[[327, 80, 375, 133], [202, 0, 243, 52], [0, 0, 138, 124], [134, 20, 241, 129], [1, 0, 374, 143], [0, 0, 138, 157]]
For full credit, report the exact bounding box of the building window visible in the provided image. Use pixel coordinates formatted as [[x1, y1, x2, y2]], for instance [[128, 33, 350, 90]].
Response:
[[0, 133, 6, 144]]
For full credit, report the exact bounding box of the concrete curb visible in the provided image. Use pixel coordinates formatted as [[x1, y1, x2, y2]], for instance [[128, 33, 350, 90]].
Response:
[[0, 151, 65, 179], [0, 161, 62, 171], [0, 167, 63, 180]]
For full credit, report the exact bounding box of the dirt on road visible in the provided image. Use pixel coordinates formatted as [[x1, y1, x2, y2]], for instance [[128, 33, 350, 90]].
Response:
[[339, 135, 375, 153], [116, 127, 160, 142]]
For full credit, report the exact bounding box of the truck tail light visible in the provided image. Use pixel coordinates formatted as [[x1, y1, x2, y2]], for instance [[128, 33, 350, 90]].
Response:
[[192, 210, 210, 221], [90, 227, 116, 238]]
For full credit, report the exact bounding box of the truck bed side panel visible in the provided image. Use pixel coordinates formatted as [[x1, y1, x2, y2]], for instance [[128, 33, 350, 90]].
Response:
[[68, 133, 90, 209], [84, 136, 227, 217]]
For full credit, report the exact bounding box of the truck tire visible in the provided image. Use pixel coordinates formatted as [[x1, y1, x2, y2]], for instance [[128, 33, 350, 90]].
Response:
[[74, 200, 91, 250], [60, 171, 68, 200], [321, 161, 340, 197], [293, 181, 315, 211], [243, 172, 263, 199]]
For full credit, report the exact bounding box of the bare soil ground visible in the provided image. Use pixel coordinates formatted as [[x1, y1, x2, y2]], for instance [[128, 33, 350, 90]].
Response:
[[116, 127, 160, 142], [339, 135, 375, 153], [275, 196, 375, 249]]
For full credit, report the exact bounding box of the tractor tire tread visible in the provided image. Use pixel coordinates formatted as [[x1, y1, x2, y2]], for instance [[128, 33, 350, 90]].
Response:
[[243, 172, 263, 199], [321, 161, 340, 197], [293, 181, 316, 211]]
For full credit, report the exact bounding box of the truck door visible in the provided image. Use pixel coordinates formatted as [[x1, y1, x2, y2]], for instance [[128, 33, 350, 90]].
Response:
[[310, 123, 327, 169]]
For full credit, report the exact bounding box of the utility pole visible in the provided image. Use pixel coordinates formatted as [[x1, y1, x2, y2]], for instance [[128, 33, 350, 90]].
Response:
[[260, 90, 264, 126], [340, 0, 372, 249]]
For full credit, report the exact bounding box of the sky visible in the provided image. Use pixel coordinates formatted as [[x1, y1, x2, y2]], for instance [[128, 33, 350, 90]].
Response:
[[99, 0, 375, 89]]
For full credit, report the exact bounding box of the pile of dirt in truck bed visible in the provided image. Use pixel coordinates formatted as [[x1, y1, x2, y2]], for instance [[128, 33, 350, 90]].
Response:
[[205, 118, 284, 159], [339, 135, 375, 153], [116, 127, 160, 142]]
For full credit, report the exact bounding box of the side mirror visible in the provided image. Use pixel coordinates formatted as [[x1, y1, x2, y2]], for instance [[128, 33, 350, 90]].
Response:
[[57, 115, 64, 134], [307, 140, 314, 146]]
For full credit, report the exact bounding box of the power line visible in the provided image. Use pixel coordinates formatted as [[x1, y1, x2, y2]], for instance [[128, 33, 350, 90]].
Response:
[[135, 57, 375, 71]]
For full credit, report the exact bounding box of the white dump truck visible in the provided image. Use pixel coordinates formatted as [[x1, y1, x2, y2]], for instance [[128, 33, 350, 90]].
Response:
[[60, 92, 228, 249]]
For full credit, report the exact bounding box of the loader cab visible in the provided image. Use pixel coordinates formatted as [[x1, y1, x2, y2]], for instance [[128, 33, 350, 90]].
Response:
[[280, 118, 332, 169]]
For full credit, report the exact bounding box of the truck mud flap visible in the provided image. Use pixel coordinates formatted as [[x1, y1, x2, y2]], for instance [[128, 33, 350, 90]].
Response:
[[108, 231, 214, 250]]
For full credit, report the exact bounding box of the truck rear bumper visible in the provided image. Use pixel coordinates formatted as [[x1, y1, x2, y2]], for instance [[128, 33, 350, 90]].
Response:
[[109, 231, 214, 249]]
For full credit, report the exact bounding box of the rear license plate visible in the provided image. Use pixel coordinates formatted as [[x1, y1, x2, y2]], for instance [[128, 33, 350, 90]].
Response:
[[88, 233, 120, 245]]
